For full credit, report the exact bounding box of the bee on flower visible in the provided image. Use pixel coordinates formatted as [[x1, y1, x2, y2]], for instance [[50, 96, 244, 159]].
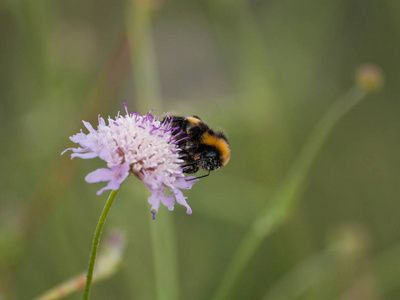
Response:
[[62, 101, 198, 219]]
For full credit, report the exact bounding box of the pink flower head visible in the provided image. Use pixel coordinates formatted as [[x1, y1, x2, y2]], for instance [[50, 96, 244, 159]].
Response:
[[62, 101, 198, 218]]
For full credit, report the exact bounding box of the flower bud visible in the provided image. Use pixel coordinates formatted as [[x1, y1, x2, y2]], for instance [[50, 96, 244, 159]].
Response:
[[355, 63, 384, 94]]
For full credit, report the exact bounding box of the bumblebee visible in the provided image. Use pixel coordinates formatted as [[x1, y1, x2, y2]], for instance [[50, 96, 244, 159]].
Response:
[[163, 115, 230, 179]]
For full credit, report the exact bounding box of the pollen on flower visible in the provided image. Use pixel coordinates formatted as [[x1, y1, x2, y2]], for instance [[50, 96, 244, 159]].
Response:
[[62, 101, 198, 217]]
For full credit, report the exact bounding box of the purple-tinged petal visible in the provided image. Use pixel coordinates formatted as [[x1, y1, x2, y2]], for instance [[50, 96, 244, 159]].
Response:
[[86, 164, 129, 194], [147, 190, 162, 213], [161, 195, 175, 211], [96, 186, 113, 195], [61, 148, 73, 156], [67, 147, 87, 153], [85, 168, 113, 183], [98, 116, 106, 126], [173, 177, 198, 189], [109, 163, 130, 184], [140, 173, 165, 190], [70, 133, 87, 144], [123, 99, 128, 113], [170, 186, 192, 215], [82, 120, 96, 133], [98, 143, 113, 163], [71, 152, 98, 160], [96, 181, 121, 195]]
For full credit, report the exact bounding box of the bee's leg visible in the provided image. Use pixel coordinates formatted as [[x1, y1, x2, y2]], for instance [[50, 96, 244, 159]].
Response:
[[196, 170, 210, 179], [186, 170, 210, 181], [183, 164, 199, 174]]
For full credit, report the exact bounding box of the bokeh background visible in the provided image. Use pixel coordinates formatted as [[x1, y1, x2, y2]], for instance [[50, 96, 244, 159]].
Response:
[[1, 0, 400, 299]]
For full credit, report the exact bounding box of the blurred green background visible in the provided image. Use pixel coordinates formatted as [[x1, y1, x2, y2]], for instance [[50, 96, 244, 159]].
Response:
[[1, 0, 400, 299]]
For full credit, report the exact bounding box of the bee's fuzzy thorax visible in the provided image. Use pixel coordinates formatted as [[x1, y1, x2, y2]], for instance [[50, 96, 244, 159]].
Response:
[[201, 132, 230, 166]]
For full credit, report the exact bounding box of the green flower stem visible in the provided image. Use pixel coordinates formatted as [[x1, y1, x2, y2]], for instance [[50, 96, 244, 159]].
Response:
[[150, 213, 180, 300], [213, 87, 367, 300], [83, 189, 119, 300]]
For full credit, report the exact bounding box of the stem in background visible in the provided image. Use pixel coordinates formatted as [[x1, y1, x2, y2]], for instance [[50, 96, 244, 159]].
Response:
[[150, 213, 180, 300], [11, 0, 51, 96], [213, 87, 367, 300], [126, 1, 179, 299], [126, 0, 162, 113], [84, 189, 119, 300]]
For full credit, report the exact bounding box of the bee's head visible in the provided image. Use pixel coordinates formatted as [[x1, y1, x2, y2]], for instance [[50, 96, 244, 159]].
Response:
[[200, 131, 230, 168], [199, 149, 221, 170]]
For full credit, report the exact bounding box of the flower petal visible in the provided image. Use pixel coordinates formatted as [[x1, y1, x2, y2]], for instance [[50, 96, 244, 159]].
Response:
[[71, 152, 98, 160], [96, 180, 121, 195], [173, 177, 198, 189], [61, 148, 73, 156], [109, 163, 130, 184], [161, 195, 175, 211], [148, 189, 162, 213], [170, 186, 192, 215], [85, 168, 113, 183], [83, 120, 96, 133]]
